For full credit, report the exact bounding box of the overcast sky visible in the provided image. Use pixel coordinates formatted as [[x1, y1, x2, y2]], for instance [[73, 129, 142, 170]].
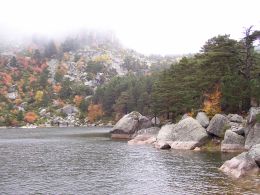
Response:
[[0, 0, 259, 55]]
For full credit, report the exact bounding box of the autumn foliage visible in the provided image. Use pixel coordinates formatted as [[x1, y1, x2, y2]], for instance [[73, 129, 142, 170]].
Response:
[[73, 95, 83, 107], [203, 84, 221, 117], [24, 112, 38, 123], [87, 103, 103, 123]]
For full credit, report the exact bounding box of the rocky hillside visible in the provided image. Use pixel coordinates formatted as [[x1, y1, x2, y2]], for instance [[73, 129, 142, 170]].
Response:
[[0, 31, 182, 127]]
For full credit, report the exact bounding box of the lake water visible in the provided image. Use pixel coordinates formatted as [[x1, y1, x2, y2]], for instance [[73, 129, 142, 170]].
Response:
[[0, 127, 259, 195]]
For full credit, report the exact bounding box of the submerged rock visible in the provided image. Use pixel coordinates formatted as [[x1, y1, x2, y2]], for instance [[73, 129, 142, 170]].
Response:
[[128, 135, 156, 145], [110, 111, 152, 139], [156, 117, 208, 150], [128, 127, 160, 145], [219, 152, 259, 178], [221, 130, 245, 152], [196, 112, 209, 128], [207, 114, 228, 137]]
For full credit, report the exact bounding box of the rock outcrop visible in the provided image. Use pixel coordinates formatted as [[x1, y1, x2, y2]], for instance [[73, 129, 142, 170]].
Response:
[[227, 114, 243, 123], [61, 105, 79, 115], [156, 117, 208, 150], [207, 114, 228, 137], [110, 112, 152, 139], [219, 152, 259, 178], [247, 107, 260, 125], [221, 130, 245, 152], [248, 144, 260, 166], [196, 112, 209, 128], [128, 127, 160, 145], [245, 123, 260, 149]]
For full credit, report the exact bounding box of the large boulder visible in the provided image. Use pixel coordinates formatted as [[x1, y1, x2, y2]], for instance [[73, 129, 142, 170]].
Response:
[[219, 152, 259, 178], [61, 105, 79, 115], [196, 112, 209, 128], [229, 122, 245, 135], [207, 114, 228, 137], [248, 144, 260, 167], [110, 112, 152, 139], [128, 127, 160, 145], [247, 107, 260, 125], [156, 117, 208, 150], [156, 124, 175, 141], [227, 114, 243, 123], [221, 130, 245, 152], [245, 123, 260, 149]]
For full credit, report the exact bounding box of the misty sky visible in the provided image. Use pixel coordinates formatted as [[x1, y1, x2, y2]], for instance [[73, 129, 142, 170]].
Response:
[[0, 0, 259, 55]]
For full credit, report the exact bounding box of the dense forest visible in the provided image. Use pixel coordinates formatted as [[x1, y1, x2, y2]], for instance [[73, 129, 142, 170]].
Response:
[[94, 27, 260, 121], [0, 27, 259, 126]]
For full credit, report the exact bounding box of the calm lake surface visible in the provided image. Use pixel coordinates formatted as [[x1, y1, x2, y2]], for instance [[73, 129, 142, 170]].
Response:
[[0, 127, 259, 195]]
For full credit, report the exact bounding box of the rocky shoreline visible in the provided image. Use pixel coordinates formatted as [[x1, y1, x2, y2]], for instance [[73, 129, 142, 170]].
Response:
[[110, 108, 260, 178]]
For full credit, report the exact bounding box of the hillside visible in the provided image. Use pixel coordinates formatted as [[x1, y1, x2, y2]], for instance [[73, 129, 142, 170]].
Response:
[[0, 31, 182, 127]]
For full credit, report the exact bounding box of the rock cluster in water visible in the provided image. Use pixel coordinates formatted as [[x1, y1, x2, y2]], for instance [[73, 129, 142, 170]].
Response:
[[110, 107, 260, 178]]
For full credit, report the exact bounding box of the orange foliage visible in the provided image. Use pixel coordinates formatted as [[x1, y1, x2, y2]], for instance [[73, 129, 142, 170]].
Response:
[[73, 95, 83, 107], [87, 103, 103, 123], [29, 75, 37, 84], [53, 84, 62, 93], [0, 72, 12, 86], [24, 112, 38, 123], [203, 84, 221, 117]]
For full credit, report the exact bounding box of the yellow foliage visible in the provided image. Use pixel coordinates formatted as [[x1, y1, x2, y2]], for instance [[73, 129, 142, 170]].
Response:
[[87, 103, 103, 123], [93, 54, 111, 63], [35, 90, 44, 103], [203, 84, 221, 117]]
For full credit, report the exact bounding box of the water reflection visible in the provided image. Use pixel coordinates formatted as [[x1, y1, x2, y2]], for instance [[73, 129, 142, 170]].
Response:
[[0, 127, 259, 195]]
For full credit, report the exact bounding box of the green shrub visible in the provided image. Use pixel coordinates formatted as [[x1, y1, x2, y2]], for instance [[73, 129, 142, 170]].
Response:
[[256, 113, 260, 123]]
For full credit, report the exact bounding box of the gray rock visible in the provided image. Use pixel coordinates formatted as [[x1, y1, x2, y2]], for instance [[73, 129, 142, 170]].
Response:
[[219, 152, 259, 178], [20, 102, 28, 109], [110, 111, 152, 136], [151, 117, 160, 125], [61, 105, 79, 115], [154, 141, 171, 150], [248, 144, 260, 167], [6, 92, 18, 100], [156, 124, 175, 141], [39, 108, 47, 117], [128, 135, 156, 145], [156, 117, 208, 150], [247, 107, 260, 125], [227, 114, 243, 123], [196, 112, 209, 128], [221, 130, 245, 152], [136, 127, 160, 135], [181, 113, 189, 120], [231, 127, 245, 136], [245, 123, 260, 149], [207, 114, 228, 137]]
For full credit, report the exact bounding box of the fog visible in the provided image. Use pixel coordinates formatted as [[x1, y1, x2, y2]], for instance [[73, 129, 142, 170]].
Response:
[[0, 0, 259, 55]]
